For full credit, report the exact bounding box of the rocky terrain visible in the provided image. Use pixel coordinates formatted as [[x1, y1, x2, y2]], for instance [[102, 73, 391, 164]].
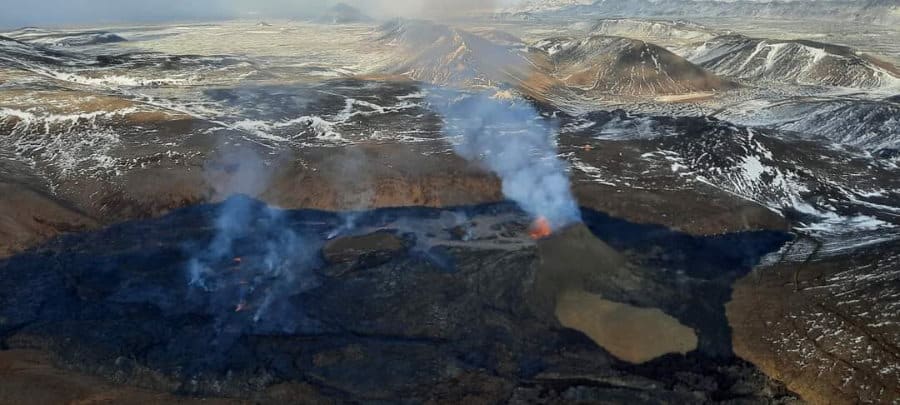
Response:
[[529, 35, 736, 97], [0, 350, 244, 404], [684, 35, 900, 89], [589, 18, 721, 44], [729, 239, 900, 404], [4, 28, 127, 47], [375, 19, 557, 98], [723, 96, 900, 152], [0, 13, 898, 404], [0, 200, 796, 403], [507, 0, 900, 27]]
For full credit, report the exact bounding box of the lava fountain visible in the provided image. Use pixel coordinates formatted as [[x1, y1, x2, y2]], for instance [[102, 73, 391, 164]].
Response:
[[529, 216, 553, 240]]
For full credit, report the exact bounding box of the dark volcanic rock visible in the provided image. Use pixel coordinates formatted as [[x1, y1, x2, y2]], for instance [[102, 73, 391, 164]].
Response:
[[3, 28, 127, 47], [54, 32, 127, 47], [0, 199, 794, 402], [322, 231, 409, 275], [0, 35, 82, 66]]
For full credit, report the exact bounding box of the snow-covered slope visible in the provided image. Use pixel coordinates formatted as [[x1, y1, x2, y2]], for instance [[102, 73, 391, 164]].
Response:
[[525, 0, 900, 26], [530, 35, 736, 96], [568, 111, 900, 243], [0, 35, 83, 67], [727, 97, 900, 151], [685, 35, 900, 89], [4, 28, 127, 47], [589, 18, 721, 43], [504, 0, 596, 13]]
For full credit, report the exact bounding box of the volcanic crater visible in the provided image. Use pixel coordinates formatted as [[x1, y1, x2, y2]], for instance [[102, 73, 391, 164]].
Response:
[[0, 198, 794, 402], [1, 6, 899, 404]]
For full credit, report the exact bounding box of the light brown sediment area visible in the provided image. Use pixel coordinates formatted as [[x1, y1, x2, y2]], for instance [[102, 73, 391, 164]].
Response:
[[556, 289, 698, 364]]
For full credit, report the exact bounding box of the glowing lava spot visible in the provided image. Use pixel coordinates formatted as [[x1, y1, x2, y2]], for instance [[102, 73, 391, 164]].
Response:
[[529, 217, 552, 240]]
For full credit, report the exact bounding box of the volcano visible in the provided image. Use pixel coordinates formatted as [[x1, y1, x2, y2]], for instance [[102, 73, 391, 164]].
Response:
[[0, 198, 794, 402], [376, 20, 560, 98], [1, 8, 899, 404], [530, 35, 737, 97]]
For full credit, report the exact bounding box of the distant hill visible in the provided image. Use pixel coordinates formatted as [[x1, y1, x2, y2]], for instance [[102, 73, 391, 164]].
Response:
[[376, 19, 557, 97], [0, 35, 79, 67], [508, 0, 900, 26], [504, 0, 596, 13], [685, 35, 900, 89], [376, 19, 738, 98], [745, 98, 900, 151], [317, 3, 373, 24], [589, 18, 721, 43], [530, 35, 737, 96], [3, 28, 126, 47]]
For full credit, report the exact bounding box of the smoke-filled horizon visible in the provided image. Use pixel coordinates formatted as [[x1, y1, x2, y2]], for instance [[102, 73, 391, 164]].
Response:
[[0, 0, 524, 29]]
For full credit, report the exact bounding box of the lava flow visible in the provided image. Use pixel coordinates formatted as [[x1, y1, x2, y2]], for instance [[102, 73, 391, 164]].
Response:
[[529, 217, 552, 240]]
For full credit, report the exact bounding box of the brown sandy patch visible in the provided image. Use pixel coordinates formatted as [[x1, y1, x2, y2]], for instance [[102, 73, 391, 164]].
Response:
[[0, 89, 190, 122], [0, 182, 97, 258], [556, 289, 698, 364]]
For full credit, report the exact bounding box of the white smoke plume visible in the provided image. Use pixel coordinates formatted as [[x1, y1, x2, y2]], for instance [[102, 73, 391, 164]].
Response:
[[428, 89, 582, 230], [375, 13, 581, 231], [184, 142, 321, 337]]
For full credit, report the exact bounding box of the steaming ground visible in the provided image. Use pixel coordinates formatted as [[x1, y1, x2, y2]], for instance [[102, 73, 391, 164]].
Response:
[[0, 13, 899, 404], [0, 200, 797, 402]]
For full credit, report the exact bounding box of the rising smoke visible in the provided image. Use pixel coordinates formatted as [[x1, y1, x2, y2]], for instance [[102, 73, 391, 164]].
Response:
[[175, 0, 578, 341], [185, 142, 321, 337], [377, 13, 582, 230], [428, 90, 582, 230]]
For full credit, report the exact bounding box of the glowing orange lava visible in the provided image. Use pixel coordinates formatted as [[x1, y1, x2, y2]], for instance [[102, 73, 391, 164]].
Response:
[[529, 217, 552, 240]]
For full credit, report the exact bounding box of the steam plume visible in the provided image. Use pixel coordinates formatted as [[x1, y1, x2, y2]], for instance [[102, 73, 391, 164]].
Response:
[[428, 89, 581, 230], [185, 142, 320, 337]]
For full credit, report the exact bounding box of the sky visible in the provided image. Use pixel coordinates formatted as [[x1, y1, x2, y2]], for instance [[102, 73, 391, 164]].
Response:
[[0, 0, 523, 29]]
